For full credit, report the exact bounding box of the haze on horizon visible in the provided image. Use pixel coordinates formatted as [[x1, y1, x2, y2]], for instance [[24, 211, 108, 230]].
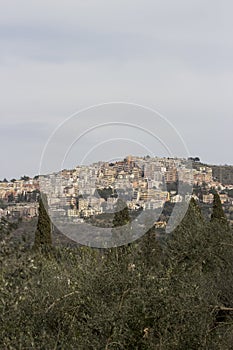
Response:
[[1, 1, 233, 180]]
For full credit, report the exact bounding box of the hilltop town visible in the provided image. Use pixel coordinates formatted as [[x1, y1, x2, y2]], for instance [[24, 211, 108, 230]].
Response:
[[1, 155, 233, 226]]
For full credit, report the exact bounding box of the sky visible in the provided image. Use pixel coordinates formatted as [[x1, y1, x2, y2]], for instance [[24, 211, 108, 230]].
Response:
[[1, 0, 233, 179]]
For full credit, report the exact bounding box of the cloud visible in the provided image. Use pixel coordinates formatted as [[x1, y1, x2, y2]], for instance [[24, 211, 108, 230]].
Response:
[[0, 0, 233, 178]]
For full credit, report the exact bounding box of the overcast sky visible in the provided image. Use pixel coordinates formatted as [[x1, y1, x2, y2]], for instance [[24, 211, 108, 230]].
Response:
[[1, 0, 233, 179]]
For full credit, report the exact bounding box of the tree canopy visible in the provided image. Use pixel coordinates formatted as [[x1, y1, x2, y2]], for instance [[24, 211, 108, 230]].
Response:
[[0, 194, 233, 349], [33, 193, 52, 250]]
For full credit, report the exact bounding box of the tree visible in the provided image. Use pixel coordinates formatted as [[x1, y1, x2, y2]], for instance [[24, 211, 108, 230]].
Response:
[[188, 156, 200, 162], [7, 193, 14, 203], [95, 187, 117, 201], [159, 199, 217, 347], [162, 196, 233, 347], [137, 225, 162, 270], [33, 193, 52, 250], [165, 198, 207, 271], [112, 199, 130, 227], [211, 193, 228, 227], [0, 199, 7, 209], [20, 175, 30, 181], [208, 193, 233, 325], [2, 193, 233, 348], [111, 199, 132, 247]]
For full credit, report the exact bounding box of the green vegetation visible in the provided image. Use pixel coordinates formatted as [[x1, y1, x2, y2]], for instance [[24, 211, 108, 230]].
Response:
[[112, 199, 131, 228], [192, 162, 233, 185], [112, 199, 132, 246], [0, 194, 233, 349], [211, 192, 229, 226], [33, 193, 52, 251], [95, 187, 118, 201], [20, 175, 30, 181], [0, 199, 7, 210]]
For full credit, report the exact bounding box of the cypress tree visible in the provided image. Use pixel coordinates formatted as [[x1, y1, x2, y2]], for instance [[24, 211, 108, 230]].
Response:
[[208, 192, 233, 314], [165, 197, 209, 275], [111, 199, 132, 247], [33, 193, 52, 250], [144, 199, 208, 348], [176, 197, 205, 230], [211, 193, 228, 227], [166, 198, 205, 245], [138, 225, 162, 269]]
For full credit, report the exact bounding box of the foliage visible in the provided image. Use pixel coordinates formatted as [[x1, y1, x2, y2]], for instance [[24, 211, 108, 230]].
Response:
[[211, 193, 229, 227], [0, 199, 7, 209], [20, 175, 30, 181], [0, 198, 233, 349], [111, 199, 132, 246], [112, 199, 131, 228], [95, 187, 117, 201], [33, 193, 52, 251]]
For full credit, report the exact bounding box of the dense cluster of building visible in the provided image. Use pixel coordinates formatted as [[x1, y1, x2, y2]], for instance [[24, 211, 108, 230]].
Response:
[[1, 156, 233, 222], [0, 178, 39, 220], [0, 203, 38, 220], [41, 156, 233, 221]]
